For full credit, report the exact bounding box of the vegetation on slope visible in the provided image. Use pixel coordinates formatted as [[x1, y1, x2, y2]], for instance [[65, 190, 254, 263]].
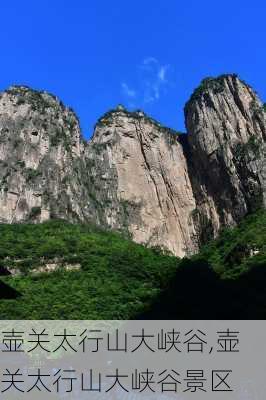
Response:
[[141, 209, 266, 319], [0, 221, 177, 319], [0, 209, 265, 319], [193, 209, 266, 278]]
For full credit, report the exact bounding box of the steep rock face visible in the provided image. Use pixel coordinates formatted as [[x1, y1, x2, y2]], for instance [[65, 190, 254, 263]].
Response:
[[86, 109, 198, 256], [0, 86, 91, 223], [185, 74, 266, 243], [0, 75, 265, 257]]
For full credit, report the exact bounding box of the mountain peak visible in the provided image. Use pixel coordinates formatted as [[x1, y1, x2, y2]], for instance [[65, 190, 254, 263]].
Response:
[[0, 75, 265, 257], [184, 73, 255, 115]]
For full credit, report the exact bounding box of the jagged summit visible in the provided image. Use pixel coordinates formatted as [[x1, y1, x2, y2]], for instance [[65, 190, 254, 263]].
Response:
[[5, 84, 58, 102], [7, 84, 32, 91], [184, 73, 257, 116], [3, 85, 78, 115], [97, 104, 155, 123], [96, 105, 182, 139], [0, 75, 265, 257]]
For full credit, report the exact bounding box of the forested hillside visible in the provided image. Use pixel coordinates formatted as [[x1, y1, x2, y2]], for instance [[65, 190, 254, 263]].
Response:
[[0, 209, 265, 319]]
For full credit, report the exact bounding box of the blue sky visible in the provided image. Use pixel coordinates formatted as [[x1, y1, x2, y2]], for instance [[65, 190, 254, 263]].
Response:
[[0, 1, 266, 138]]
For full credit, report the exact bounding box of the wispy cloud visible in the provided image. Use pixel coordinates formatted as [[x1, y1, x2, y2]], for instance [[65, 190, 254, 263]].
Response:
[[142, 56, 158, 66], [141, 58, 170, 104], [120, 57, 171, 107], [158, 65, 168, 82], [121, 82, 136, 98]]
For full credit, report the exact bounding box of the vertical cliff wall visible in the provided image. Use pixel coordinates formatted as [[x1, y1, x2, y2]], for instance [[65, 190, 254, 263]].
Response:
[[86, 109, 198, 256], [0, 75, 265, 256], [185, 74, 266, 243], [0, 86, 90, 223]]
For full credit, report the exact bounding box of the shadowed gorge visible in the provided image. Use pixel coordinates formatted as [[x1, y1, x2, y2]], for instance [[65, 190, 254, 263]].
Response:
[[138, 259, 266, 320]]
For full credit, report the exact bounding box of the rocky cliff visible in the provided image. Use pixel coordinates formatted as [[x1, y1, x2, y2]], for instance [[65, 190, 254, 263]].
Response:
[[0, 75, 265, 257], [87, 109, 197, 256], [185, 74, 266, 244], [0, 86, 90, 223]]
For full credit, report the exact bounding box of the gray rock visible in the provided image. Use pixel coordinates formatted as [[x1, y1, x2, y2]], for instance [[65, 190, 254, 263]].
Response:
[[185, 74, 266, 244], [0, 75, 264, 256]]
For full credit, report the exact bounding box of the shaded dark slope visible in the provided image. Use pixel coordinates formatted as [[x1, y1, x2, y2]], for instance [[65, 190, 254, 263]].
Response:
[[138, 258, 266, 319], [138, 209, 266, 319], [0, 280, 21, 299]]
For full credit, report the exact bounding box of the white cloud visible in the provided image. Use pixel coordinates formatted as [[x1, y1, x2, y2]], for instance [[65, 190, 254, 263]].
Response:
[[141, 58, 170, 103], [143, 81, 160, 104], [158, 65, 168, 82], [121, 57, 171, 107], [142, 57, 158, 66], [121, 82, 136, 98]]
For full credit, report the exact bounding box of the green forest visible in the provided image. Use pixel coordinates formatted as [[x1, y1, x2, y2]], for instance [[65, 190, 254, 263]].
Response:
[[0, 209, 265, 319]]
